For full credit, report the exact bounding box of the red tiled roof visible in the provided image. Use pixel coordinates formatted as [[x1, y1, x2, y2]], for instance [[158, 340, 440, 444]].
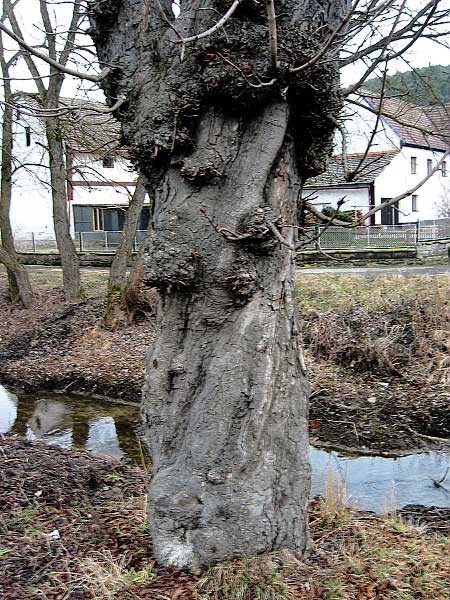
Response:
[[359, 91, 450, 152]]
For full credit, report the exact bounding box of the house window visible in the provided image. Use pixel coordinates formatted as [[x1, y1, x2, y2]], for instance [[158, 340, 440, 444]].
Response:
[[412, 195, 418, 212], [442, 161, 447, 177], [427, 159, 433, 175], [93, 207, 104, 231], [25, 126, 31, 146], [410, 157, 417, 174], [102, 156, 114, 168]]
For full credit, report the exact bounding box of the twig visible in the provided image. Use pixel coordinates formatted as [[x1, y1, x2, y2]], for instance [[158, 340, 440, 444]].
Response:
[[0, 20, 111, 83]]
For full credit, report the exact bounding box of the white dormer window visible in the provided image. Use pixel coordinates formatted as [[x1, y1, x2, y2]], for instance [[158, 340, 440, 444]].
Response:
[[102, 156, 114, 168]]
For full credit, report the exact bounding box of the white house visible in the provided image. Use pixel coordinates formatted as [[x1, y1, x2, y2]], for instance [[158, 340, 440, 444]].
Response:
[[9, 97, 149, 241], [305, 92, 450, 225]]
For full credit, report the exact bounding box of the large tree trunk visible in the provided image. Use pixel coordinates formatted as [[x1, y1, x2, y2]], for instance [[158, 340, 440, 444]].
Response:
[[45, 117, 82, 301], [142, 103, 311, 569], [91, 0, 346, 570]]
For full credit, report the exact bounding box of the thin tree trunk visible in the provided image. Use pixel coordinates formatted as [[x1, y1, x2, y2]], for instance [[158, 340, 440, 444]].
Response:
[[0, 102, 34, 306], [45, 117, 82, 301], [0, 245, 33, 307], [1, 101, 19, 296], [104, 174, 147, 325], [0, 25, 33, 305]]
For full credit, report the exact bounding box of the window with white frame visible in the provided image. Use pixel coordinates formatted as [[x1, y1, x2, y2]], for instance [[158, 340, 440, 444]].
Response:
[[412, 195, 418, 212], [411, 156, 417, 174], [93, 207, 104, 231], [442, 161, 447, 177], [427, 159, 433, 175]]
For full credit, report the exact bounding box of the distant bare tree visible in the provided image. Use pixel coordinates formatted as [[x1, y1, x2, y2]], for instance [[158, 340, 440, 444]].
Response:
[[0, 3, 33, 307], [2, 0, 88, 300]]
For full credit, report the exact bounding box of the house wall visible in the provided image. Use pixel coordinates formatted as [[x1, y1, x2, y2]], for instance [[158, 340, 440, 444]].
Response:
[[308, 186, 371, 215], [9, 110, 142, 239], [336, 103, 400, 155], [373, 147, 450, 224], [9, 112, 55, 238], [317, 99, 450, 224]]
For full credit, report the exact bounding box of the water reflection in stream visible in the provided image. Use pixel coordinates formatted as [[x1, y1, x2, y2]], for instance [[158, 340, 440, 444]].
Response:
[[1, 385, 449, 513], [0, 385, 140, 461]]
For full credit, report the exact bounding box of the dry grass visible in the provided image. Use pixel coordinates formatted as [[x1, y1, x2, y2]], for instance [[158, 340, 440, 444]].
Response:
[[65, 551, 153, 599], [198, 556, 294, 600], [196, 501, 450, 600], [296, 274, 450, 381]]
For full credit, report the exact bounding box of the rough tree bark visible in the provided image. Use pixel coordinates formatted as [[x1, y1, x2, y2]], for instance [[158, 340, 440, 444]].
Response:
[[0, 245, 34, 307], [90, 0, 347, 569]]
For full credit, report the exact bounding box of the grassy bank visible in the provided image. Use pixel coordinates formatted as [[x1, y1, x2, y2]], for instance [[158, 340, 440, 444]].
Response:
[[1, 436, 449, 600], [296, 274, 450, 451], [1, 267, 450, 451]]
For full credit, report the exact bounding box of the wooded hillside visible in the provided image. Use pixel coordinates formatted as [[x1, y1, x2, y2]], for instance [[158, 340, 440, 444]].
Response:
[[364, 65, 450, 105]]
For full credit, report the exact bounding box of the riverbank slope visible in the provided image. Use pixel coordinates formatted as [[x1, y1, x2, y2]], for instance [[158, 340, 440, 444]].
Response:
[[1, 267, 449, 453]]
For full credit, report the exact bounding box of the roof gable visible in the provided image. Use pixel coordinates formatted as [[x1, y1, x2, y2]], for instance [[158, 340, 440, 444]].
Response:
[[306, 150, 399, 187], [360, 91, 449, 152]]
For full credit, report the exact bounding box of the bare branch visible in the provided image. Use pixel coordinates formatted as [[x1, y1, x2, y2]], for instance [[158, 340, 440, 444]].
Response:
[[0, 19, 111, 83], [289, 0, 361, 74]]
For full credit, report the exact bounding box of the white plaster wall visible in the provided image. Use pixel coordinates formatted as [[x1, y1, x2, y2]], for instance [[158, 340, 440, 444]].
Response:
[[374, 148, 450, 224], [335, 101, 400, 155], [10, 113, 54, 238], [72, 185, 134, 206], [308, 186, 371, 214], [72, 153, 135, 184]]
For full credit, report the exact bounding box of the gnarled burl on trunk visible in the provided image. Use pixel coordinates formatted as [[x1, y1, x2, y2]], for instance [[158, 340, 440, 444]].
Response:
[[89, 0, 348, 570]]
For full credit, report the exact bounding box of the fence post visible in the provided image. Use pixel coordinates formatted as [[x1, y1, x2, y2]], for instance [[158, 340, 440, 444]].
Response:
[[314, 225, 320, 251], [31, 232, 36, 253], [105, 231, 108, 250], [415, 220, 420, 244], [367, 225, 370, 248], [79, 232, 83, 252]]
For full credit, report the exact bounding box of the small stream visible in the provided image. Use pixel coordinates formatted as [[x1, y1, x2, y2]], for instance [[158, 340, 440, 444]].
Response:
[[1, 385, 449, 513]]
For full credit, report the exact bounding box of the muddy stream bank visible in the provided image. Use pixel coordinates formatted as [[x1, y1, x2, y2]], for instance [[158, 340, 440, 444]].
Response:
[[2, 384, 449, 515]]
